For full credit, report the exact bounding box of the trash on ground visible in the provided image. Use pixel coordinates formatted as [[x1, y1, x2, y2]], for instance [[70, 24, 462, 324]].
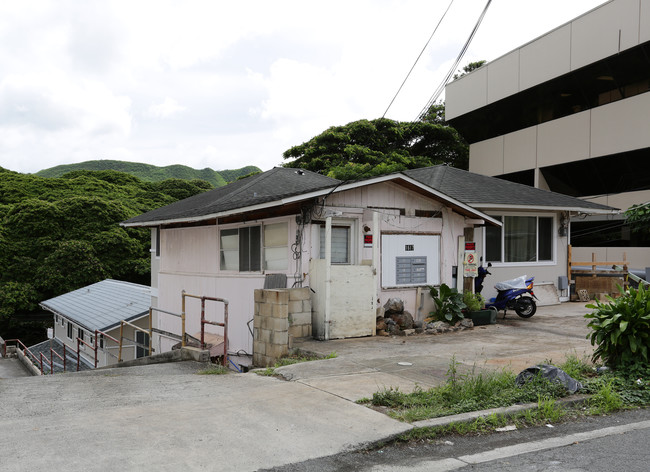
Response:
[[495, 425, 517, 432], [397, 362, 413, 366], [515, 364, 583, 393]]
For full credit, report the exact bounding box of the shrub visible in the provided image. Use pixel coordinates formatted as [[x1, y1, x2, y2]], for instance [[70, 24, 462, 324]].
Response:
[[463, 291, 485, 312], [584, 284, 650, 367], [429, 284, 466, 323]]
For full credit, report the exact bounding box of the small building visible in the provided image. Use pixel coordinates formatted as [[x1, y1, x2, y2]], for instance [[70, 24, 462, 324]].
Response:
[[121, 165, 615, 356], [38, 279, 152, 371]]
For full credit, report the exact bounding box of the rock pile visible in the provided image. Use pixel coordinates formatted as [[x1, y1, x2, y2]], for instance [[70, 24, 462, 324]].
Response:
[[376, 298, 423, 336], [376, 297, 474, 336]]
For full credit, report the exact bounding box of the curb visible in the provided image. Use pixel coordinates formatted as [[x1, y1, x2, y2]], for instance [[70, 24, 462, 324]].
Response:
[[411, 394, 591, 429]]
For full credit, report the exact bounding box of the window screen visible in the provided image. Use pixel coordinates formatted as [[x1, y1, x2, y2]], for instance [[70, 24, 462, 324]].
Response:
[[264, 223, 288, 270], [319, 225, 350, 264]]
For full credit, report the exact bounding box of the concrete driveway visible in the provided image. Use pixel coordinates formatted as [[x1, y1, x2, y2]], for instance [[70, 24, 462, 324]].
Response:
[[278, 301, 595, 402], [0, 302, 595, 472]]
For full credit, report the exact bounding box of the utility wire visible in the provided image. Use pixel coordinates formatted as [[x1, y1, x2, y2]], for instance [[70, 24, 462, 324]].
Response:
[[417, 0, 492, 121], [382, 0, 455, 118]]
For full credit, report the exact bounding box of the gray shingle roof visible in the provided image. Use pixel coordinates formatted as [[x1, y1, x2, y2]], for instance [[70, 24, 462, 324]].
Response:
[[122, 167, 340, 225], [40, 279, 151, 332], [122, 165, 616, 227], [403, 166, 616, 211]]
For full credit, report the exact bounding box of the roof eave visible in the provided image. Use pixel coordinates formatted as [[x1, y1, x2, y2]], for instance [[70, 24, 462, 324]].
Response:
[[469, 203, 620, 214]]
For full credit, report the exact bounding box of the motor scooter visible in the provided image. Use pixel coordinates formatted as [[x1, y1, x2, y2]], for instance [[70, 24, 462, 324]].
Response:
[[475, 262, 538, 318]]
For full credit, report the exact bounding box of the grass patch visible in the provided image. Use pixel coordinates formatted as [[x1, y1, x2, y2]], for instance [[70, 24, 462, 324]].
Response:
[[255, 351, 338, 377], [369, 357, 568, 422], [196, 365, 229, 375], [368, 354, 650, 433], [399, 399, 577, 442]]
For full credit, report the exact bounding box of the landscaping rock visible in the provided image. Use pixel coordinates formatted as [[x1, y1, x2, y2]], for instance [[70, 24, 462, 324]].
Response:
[[383, 298, 404, 314], [426, 321, 451, 332], [460, 318, 474, 329], [389, 311, 414, 330]]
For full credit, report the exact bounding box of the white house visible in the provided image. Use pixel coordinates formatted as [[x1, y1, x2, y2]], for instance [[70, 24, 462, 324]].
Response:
[[445, 0, 650, 268], [121, 165, 615, 356], [36, 279, 152, 372]]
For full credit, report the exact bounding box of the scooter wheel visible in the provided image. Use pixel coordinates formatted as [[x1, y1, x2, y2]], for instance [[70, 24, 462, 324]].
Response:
[[515, 297, 536, 318]]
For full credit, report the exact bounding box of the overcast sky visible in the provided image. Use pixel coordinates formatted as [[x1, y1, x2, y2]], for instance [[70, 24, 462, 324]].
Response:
[[0, 0, 605, 175]]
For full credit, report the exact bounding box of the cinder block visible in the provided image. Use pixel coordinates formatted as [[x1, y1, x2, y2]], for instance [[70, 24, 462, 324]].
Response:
[[272, 303, 289, 319], [260, 302, 273, 317], [289, 300, 303, 314], [253, 314, 261, 329], [288, 326, 302, 339], [261, 328, 272, 344], [264, 289, 289, 305], [289, 287, 311, 301], [302, 300, 312, 312], [267, 343, 289, 360], [290, 312, 311, 326], [272, 317, 288, 332], [271, 330, 289, 345], [254, 289, 264, 303], [253, 340, 265, 356]]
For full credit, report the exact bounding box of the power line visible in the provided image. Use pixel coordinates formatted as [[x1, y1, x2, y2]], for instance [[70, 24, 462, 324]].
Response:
[[417, 0, 492, 121], [382, 0, 455, 119]]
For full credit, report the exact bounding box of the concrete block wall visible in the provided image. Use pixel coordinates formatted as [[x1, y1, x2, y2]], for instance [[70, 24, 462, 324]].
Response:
[[253, 287, 312, 367]]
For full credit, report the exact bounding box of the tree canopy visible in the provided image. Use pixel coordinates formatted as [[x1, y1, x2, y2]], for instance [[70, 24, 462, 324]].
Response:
[[282, 109, 467, 180], [0, 167, 211, 330], [625, 202, 650, 236]]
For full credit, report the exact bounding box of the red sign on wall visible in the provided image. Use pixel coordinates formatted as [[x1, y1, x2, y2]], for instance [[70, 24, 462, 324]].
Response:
[[364, 234, 373, 247], [465, 241, 476, 251]]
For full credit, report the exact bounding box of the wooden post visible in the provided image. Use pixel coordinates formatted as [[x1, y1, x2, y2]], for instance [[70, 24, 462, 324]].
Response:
[[592, 253, 597, 277], [567, 244, 572, 282]]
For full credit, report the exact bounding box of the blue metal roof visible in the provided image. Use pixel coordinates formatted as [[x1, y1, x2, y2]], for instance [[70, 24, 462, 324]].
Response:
[[40, 279, 151, 332]]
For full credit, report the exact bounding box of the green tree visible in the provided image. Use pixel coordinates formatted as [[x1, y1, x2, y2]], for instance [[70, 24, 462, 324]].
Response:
[[625, 202, 650, 236], [36, 240, 109, 296], [283, 116, 468, 180], [0, 168, 213, 333], [453, 60, 486, 80]]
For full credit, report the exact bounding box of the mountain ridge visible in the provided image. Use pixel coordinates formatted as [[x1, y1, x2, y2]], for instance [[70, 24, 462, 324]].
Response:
[[35, 159, 262, 187]]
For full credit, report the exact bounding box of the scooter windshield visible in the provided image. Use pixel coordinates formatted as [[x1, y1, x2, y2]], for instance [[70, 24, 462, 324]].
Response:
[[495, 275, 528, 291]]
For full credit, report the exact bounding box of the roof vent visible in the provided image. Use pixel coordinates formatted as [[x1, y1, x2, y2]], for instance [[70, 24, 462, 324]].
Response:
[[295, 170, 305, 175]]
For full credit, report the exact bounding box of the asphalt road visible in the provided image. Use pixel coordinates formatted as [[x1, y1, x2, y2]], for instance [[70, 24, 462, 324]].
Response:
[[262, 408, 650, 471]]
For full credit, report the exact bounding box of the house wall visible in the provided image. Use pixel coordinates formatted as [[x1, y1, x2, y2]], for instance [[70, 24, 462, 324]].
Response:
[[317, 182, 470, 320], [152, 181, 483, 347], [52, 315, 149, 369], [474, 211, 569, 301], [155, 217, 305, 354]]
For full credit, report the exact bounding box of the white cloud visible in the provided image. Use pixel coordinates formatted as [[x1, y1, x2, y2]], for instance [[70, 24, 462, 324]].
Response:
[[0, 0, 606, 174], [145, 98, 187, 119]]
